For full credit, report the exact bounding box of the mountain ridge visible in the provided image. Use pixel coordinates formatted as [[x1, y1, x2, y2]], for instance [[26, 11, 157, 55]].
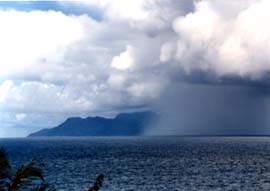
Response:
[[28, 111, 158, 137]]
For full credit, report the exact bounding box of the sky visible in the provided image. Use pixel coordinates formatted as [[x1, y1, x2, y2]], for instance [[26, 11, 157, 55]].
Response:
[[0, 0, 270, 137]]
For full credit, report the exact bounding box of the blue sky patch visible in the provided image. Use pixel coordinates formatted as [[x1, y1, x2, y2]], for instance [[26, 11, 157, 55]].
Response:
[[0, 1, 103, 20]]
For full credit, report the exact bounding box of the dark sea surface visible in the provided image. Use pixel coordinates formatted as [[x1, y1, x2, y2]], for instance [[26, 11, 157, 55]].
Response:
[[1, 137, 270, 191]]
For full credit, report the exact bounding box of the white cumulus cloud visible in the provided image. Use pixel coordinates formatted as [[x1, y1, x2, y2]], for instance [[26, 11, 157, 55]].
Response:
[[111, 45, 136, 70], [0, 10, 85, 79], [161, 0, 270, 79]]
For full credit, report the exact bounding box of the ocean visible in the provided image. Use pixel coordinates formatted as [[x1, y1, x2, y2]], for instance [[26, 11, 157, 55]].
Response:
[[1, 137, 270, 191]]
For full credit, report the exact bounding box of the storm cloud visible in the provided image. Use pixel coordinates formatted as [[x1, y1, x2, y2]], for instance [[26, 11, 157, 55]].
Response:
[[0, 0, 269, 136], [146, 83, 270, 135]]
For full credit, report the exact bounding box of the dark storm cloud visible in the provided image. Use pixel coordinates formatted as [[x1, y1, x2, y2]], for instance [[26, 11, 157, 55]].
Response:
[[146, 83, 269, 135], [173, 69, 270, 91]]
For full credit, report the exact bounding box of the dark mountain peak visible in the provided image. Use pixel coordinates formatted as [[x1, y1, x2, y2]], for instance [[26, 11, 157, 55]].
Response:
[[28, 111, 158, 137], [86, 116, 107, 121], [65, 117, 82, 122], [115, 111, 156, 120]]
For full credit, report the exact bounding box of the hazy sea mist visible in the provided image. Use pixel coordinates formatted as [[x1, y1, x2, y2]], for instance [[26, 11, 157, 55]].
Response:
[[1, 137, 270, 191]]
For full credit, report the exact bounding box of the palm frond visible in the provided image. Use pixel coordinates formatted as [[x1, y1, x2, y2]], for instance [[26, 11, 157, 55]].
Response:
[[0, 147, 11, 191], [8, 159, 44, 191], [0, 147, 11, 179], [88, 174, 104, 191], [0, 147, 105, 191], [31, 183, 56, 191]]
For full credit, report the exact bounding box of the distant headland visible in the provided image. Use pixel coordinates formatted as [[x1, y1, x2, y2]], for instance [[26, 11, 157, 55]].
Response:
[[28, 111, 158, 137]]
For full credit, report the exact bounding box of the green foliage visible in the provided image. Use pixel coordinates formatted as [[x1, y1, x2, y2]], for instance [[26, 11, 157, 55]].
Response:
[[0, 147, 105, 191], [88, 174, 104, 191], [0, 147, 52, 191], [0, 147, 11, 191], [8, 159, 45, 191], [31, 183, 56, 191], [0, 147, 11, 179]]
